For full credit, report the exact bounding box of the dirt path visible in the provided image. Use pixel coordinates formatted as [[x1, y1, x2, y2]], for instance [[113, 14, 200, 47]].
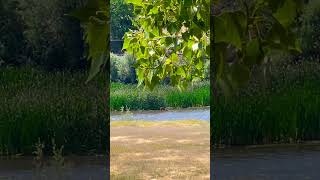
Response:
[[110, 121, 210, 179]]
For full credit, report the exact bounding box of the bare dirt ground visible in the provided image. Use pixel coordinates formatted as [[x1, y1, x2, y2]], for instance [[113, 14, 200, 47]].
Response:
[[110, 121, 210, 180]]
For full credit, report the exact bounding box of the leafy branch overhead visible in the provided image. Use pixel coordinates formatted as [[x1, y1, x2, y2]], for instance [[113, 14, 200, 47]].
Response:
[[123, 0, 210, 90], [70, 0, 302, 93], [213, 0, 303, 94], [69, 0, 109, 82]]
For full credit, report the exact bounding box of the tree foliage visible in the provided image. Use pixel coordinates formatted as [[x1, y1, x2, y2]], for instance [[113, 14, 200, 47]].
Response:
[[0, 0, 26, 66], [16, 0, 88, 70], [123, 0, 210, 90], [73, 0, 303, 93], [212, 0, 303, 95], [70, 0, 109, 82]]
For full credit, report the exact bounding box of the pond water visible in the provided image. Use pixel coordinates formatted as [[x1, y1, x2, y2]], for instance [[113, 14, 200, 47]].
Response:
[[111, 107, 210, 121], [0, 156, 107, 179], [214, 145, 320, 180]]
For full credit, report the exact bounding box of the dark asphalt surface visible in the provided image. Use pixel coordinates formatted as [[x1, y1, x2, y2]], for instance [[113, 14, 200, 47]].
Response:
[[213, 145, 320, 180], [0, 156, 108, 180], [2, 145, 320, 179]]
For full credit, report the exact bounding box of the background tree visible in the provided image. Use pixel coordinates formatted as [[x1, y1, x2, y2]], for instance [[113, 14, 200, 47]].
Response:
[[111, 0, 134, 40], [18, 0, 87, 70], [0, 0, 26, 66], [298, 0, 320, 62]]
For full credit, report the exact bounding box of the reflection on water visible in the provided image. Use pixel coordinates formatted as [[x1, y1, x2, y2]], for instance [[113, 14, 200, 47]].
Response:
[[111, 107, 210, 121], [0, 156, 107, 180]]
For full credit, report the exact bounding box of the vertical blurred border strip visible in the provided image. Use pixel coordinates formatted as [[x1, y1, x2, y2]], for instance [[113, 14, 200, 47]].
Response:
[[106, 0, 110, 177], [68, 0, 110, 177], [210, 0, 214, 179]]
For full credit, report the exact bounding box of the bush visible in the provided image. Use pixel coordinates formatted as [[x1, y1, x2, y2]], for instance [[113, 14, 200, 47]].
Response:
[[110, 53, 137, 83]]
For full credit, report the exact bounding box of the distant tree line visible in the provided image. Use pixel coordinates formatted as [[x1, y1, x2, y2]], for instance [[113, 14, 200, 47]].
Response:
[[0, 0, 90, 71], [0, 0, 134, 71]]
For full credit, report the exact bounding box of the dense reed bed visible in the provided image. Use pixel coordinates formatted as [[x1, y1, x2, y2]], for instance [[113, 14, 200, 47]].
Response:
[[212, 61, 320, 146], [0, 67, 108, 155], [110, 81, 210, 111]]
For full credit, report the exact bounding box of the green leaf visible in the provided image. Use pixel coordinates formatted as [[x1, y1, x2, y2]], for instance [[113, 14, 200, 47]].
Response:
[[86, 20, 108, 61], [183, 0, 192, 7], [70, 0, 109, 83], [126, 0, 143, 6], [230, 63, 250, 88], [176, 67, 186, 77], [122, 37, 130, 50], [214, 12, 245, 49], [136, 68, 144, 87], [273, 0, 297, 28], [244, 39, 262, 66], [86, 54, 106, 83], [147, 70, 154, 83], [149, 6, 159, 15], [68, 0, 107, 22]]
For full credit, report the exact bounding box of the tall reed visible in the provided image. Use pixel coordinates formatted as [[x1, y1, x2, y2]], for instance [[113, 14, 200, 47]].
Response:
[[212, 61, 320, 146], [0, 67, 108, 155]]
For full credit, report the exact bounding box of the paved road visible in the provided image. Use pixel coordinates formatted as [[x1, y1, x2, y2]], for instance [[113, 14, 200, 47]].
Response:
[[213, 145, 320, 180], [0, 156, 108, 180]]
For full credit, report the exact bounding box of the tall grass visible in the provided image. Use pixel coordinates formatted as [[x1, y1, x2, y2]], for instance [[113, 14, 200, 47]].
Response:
[[0, 67, 108, 155], [212, 61, 320, 146], [110, 81, 210, 111]]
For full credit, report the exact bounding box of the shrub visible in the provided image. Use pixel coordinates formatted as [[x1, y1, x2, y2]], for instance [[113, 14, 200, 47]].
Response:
[[110, 53, 137, 83]]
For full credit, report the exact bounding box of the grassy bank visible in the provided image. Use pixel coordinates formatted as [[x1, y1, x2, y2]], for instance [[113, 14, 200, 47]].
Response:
[[110, 81, 210, 111], [0, 67, 108, 155], [212, 62, 320, 146]]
